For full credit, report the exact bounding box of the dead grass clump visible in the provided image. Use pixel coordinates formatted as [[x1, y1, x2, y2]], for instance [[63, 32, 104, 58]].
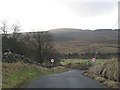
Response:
[[103, 80, 119, 88], [88, 59, 119, 82], [95, 77, 106, 83], [86, 58, 120, 88]]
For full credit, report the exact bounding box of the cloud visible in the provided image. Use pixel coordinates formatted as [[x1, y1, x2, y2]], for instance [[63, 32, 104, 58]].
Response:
[[0, 0, 118, 31], [62, 2, 118, 17]]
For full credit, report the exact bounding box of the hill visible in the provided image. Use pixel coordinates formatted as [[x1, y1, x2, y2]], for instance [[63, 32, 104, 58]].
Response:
[[5, 28, 118, 54], [49, 28, 118, 54], [50, 28, 118, 42]]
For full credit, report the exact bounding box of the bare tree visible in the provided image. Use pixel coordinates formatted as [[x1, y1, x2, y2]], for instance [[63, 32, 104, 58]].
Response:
[[29, 31, 54, 63], [0, 20, 8, 37], [11, 23, 21, 38]]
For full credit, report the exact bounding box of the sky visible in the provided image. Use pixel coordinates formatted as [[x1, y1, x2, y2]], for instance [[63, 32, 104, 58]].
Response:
[[0, 0, 119, 32]]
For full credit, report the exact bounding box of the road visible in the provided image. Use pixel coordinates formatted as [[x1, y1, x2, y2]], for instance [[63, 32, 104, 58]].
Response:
[[25, 69, 106, 88]]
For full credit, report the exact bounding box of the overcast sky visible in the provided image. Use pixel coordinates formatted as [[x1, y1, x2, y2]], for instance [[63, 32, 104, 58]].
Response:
[[0, 0, 119, 32]]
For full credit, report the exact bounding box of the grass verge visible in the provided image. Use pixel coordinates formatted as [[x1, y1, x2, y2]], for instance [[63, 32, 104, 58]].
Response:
[[83, 58, 120, 88], [2, 62, 67, 88]]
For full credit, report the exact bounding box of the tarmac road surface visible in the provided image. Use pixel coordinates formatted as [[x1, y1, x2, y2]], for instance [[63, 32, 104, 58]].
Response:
[[25, 69, 106, 88]]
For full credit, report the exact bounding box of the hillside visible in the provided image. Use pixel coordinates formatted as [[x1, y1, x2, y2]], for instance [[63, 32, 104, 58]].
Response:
[[50, 28, 118, 42], [5, 28, 118, 54], [49, 28, 118, 54]]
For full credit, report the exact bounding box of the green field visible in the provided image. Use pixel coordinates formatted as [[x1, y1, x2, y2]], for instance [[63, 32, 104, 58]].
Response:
[[60, 59, 107, 66], [60, 59, 107, 70]]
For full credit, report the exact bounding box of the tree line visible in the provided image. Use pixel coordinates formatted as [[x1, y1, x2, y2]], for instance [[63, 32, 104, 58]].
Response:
[[1, 20, 60, 64]]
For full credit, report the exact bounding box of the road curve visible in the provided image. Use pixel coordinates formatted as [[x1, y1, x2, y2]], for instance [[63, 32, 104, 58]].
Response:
[[25, 69, 106, 88]]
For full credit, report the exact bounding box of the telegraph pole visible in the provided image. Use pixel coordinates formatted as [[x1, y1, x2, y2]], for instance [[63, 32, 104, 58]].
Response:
[[93, 43, 97, 65]]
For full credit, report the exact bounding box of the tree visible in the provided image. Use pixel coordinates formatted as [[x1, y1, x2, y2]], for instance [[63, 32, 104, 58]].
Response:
[[1, 21, 23, 54], [1, 20, 9, 52], [29, 31, 57, 63], [0, 20, 8, 37], [9, 23, 24, 54], [11, 23, 21, 39]]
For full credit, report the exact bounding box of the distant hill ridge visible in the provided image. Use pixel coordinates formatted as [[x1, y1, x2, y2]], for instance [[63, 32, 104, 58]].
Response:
[[2, 28, 118, 43], [49, 28, 118, 42]]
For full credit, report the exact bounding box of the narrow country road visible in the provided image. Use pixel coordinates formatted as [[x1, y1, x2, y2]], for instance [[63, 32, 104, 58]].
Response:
[[25, 70, 106, 88]]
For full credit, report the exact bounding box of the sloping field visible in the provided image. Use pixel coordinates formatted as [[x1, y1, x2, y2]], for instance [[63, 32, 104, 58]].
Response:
[[54, 41, 118, 54]]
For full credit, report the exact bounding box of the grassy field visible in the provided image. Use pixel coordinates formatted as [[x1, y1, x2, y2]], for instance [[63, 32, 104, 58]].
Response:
[[54, 42, 118, 54], [91, 59, 107, 66], [60, 59, 106, 69], [2, 62, 67, 88], [60, 58, 107, 66], [60, 59, 87, 65]]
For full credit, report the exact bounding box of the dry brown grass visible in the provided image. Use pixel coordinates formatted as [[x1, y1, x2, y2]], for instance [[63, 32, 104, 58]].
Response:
[[88, 59, 119, 82], [54, 41, 118, 54], [85, 58, 119, 88]]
